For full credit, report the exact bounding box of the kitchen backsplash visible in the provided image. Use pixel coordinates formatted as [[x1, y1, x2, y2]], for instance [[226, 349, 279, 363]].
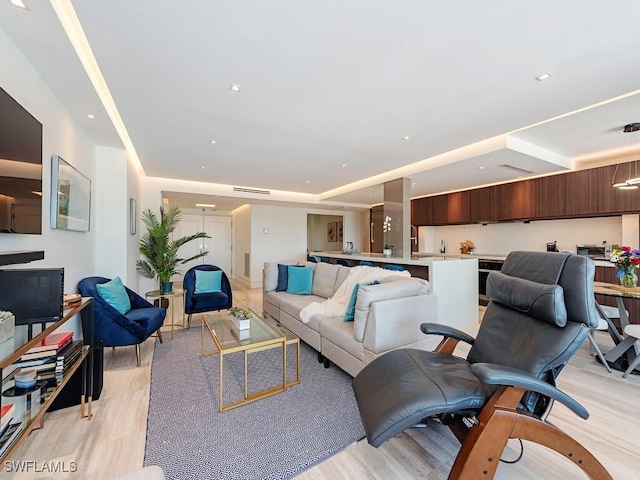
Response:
[[419, 216, 629, 256]]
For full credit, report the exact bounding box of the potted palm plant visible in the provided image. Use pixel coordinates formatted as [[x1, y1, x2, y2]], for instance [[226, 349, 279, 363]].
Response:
[[136, 206, 210, 293]]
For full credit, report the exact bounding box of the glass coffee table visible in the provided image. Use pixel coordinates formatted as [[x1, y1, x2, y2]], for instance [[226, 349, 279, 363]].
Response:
[[201, 308, 299, 411]]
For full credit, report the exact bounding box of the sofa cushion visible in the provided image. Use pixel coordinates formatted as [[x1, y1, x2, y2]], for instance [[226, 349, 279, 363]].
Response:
[[312, 262, 340, 298], [353, 279, 430, 342], [321, 316, 364, 360], [333, 266, 351, 297], [287, 266, 314, 295], [344, 281, 379, 322], [264, 260, 298, 292], [280, 293, 324, 320]]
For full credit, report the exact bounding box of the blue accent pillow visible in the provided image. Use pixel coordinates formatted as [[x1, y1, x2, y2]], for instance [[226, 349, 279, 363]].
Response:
[[96, 276, 131, 315], [344, 280, 380, 322], [287, 266, 314, 295], [276, 264, 290, 292], [195, 269, 222, 293]]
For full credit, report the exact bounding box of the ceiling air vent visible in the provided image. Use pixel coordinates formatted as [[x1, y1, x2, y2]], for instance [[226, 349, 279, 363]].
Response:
[[233, 186, 270, 195], [498, 164, 534, 175]]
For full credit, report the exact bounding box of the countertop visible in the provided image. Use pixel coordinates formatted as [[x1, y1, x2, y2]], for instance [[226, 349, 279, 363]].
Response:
[[313, 251, 617, 267]]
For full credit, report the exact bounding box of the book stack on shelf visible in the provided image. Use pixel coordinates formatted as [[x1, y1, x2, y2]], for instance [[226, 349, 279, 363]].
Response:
[[10, 332, 83, 400], [0, 403, 21, 458]]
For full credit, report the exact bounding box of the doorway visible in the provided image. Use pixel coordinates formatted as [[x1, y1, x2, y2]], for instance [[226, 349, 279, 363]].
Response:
[[175, 213, 232, 277], [307, 214, 344, 253]]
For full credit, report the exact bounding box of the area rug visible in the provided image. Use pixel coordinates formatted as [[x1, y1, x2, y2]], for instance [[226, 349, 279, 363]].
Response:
[[144, 326, 366, 479]]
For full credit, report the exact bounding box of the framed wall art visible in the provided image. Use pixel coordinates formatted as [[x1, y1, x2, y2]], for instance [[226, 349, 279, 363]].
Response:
[[327, 221, 337, 242], [50, 155, 91, 232], [129, 198, 137, 235]]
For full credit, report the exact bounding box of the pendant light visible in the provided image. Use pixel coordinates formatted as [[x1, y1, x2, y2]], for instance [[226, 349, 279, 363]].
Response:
[[612, 123, 640, 189]]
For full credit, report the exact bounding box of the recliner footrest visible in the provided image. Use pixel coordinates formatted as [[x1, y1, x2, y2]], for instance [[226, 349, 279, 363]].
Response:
[[353, 348, 493, 447]]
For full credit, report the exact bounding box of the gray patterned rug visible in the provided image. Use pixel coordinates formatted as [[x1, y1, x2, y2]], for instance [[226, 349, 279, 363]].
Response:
[[144, 325, 366, 479]]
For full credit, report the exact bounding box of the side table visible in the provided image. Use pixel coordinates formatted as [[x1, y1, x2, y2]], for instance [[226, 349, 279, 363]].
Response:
[[145, 289, 186, 339]]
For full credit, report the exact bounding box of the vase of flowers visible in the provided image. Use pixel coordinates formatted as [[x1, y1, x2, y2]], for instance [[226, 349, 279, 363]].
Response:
[[610, 246, 640, 287], [383, 215, 393, 257]]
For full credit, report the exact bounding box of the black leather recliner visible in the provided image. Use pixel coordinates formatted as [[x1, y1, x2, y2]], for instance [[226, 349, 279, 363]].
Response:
[[352, 251, 612, 479]]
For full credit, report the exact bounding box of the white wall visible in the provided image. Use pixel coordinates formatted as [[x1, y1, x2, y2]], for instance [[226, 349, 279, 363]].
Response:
[[420, 216, 625, 255], [0, 27, 97, 297], [94, 147, 128, 281], [232, 204, 252, 286]]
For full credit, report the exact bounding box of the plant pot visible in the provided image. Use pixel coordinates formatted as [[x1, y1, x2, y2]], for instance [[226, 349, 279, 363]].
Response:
[[160, 282, 173, 294], [383, 249, 393, 258]]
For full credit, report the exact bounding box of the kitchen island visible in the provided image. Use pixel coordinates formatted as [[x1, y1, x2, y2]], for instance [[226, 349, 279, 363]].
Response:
[[310, 251, 478, 331]]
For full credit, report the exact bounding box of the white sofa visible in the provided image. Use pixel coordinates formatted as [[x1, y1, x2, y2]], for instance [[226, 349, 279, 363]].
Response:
[[262, 261, 439, 376]]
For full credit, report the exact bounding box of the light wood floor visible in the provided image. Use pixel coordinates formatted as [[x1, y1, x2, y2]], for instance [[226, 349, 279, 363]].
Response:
[[5, 281, 640, 479]]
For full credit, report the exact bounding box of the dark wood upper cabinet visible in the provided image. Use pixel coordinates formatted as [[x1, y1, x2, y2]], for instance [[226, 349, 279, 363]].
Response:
[[411, 160, 640, 226], [447, 191, 471, 224]]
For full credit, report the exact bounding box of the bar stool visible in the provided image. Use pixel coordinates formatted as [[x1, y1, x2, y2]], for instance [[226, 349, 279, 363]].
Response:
[[622, 324, 640, 378], [336, 258, 351, 267], [359, 261, 373, 267], [590, 303, 624, 373], [384, 264, 405, 271]]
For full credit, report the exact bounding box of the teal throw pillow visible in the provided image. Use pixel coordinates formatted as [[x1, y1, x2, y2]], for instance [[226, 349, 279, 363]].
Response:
[[96, 276, 131, 315], [195, 269, 222, 293], [287, 266, 313, 295], [344, 283, 365, 322]]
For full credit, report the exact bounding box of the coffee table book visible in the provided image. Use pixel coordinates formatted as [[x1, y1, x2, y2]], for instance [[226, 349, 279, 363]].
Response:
[[23, 332, 73, 356]]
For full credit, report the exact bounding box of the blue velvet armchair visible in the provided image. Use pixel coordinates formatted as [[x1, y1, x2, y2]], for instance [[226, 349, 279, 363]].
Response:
[[78, 277, 165, 367], [183, 265, 232, 327]]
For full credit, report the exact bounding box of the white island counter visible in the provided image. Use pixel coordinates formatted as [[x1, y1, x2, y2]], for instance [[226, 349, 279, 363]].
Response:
[[310, 251, 479, 331]]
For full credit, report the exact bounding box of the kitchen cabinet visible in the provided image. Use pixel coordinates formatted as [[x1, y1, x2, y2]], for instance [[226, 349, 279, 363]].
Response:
[[411, 160, 640, 226]]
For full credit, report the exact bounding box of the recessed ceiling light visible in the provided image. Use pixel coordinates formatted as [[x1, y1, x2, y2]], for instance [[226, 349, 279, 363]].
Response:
[[201, 166, 205, 170], [210, 140, 217, 144], [229, 84, 241, 92], [535, 72, 552, 81], [87, 114, 95, 119], [401, 136, 411, 140], [368, 192, 373, 196], [196, 203, 217, 208], [412, 182, 416, 186], [341, 164, 347, 168], [306, 180, 310, 183], [478, 166, 485, 170], [9, 0, 29, 10]]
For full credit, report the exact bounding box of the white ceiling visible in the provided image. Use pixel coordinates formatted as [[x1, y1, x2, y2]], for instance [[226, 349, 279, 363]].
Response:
[[3, 1, 640, 210]]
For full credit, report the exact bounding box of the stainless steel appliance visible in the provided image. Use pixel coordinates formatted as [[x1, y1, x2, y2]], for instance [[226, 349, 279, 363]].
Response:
[[478, 259, 504, 304], [576, 245, 610, 260]]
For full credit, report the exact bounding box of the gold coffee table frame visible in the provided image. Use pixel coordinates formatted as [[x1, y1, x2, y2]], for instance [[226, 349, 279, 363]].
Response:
[[201, 309, 299, 411]]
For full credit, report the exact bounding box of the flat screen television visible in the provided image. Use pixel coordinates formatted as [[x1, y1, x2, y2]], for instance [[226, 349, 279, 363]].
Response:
[[0, 268, 64, 325], [0, 86, 43, 234]]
